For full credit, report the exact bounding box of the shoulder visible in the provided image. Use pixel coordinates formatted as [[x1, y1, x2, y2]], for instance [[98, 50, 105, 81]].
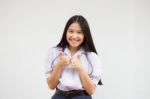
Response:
[[87, 52, 103, 70], [47, 47, 62, 53], [46, 47, 62, 57], [87, 52, 99, 59], [86, 52, 102, 64]]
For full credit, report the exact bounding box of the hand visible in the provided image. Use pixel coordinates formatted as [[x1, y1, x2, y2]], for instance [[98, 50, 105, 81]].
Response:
[[57, 51, 71, 66], [69, 54, 83, 71]]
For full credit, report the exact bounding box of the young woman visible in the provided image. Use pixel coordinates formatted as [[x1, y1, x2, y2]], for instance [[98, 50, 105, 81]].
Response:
[[44, 15, 103, 99]]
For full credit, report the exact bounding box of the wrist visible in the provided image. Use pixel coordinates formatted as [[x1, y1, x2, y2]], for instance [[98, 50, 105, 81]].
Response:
[[76, 65, 84, 72], [55, 62, 64, 69]]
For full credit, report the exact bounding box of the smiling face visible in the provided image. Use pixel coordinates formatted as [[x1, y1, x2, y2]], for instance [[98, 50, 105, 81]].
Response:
[[66, 22, 84, 51]]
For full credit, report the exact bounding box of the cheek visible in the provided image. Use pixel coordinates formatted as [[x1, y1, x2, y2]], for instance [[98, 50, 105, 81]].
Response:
[[66, 32, 71, 37], [66, 33, 71, 42], [66, 33, 69, 39], [80, 35, 84, 41]]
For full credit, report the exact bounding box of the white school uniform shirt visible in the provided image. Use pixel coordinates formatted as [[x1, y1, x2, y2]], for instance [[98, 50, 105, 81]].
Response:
[[44, 47, 102, 91]]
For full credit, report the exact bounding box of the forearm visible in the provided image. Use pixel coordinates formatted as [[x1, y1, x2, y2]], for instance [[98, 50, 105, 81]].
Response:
[[47, 63, 63, 89], [78, 68, 96, 95]]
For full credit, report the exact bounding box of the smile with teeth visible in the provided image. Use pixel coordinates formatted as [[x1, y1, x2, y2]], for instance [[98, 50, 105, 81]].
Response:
[[70, 39, 79, 43]]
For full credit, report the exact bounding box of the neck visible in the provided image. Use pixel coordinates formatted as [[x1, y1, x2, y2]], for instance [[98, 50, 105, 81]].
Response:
[[68, 46, 80, 55]]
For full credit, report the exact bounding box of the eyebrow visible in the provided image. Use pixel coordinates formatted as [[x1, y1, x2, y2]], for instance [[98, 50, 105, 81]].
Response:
[[68, 29, 82, 32]]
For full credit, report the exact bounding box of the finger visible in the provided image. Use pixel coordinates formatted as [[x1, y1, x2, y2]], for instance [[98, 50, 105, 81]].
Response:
[[59, 51, 64, 56], [73, 55, 80, 59], [69, 58, 72, 64], [67, 61, 70, 65], [77, 55, 80, 59], [73, 53, 80, 58]]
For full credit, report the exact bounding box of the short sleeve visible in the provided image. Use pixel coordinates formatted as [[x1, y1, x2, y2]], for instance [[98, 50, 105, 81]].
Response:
[[88, 52, 103, 86], [44, 47, 57, 78]]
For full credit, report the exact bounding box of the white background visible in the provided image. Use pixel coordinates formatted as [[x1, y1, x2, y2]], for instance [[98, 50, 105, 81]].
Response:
[[0, 0, 150, 99]]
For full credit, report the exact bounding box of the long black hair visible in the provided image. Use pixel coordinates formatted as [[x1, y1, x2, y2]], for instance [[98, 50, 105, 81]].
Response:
[[56, 15, 102, 85], [56, 15, 98, 55]]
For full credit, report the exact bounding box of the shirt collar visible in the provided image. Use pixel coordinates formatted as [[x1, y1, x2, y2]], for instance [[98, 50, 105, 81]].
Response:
[[64, 47, 85, 57]]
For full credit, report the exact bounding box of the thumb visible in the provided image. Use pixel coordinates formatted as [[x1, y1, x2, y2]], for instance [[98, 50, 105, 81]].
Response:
[[73, 54, 80, 59], [59, 51, 64, 56], [72, 51, 81, 58], [77, 54, 80, 59]]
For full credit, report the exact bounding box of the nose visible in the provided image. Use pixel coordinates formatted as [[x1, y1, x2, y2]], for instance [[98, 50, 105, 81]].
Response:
[[72, 32, 78, 38]]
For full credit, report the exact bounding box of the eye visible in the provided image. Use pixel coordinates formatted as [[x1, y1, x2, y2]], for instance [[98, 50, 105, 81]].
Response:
[[68, 30, 73, 33], [77, 31, 82, 34]]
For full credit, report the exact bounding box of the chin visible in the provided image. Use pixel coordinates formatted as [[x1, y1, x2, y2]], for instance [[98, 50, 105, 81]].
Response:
[[70, 44, 80, 48]]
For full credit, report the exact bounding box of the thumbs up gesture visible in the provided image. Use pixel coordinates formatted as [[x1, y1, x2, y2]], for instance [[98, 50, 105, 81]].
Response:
[[58, 51, 71, 66], [69, 54, 83, 71]]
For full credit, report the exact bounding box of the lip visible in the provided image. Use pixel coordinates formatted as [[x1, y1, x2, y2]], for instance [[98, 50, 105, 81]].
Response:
[[70, 39, 79, 43], [71, 41, 78, 44]]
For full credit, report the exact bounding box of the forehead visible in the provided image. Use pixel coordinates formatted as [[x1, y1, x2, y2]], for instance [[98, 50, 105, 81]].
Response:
[[68, 22, 81, 30]]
